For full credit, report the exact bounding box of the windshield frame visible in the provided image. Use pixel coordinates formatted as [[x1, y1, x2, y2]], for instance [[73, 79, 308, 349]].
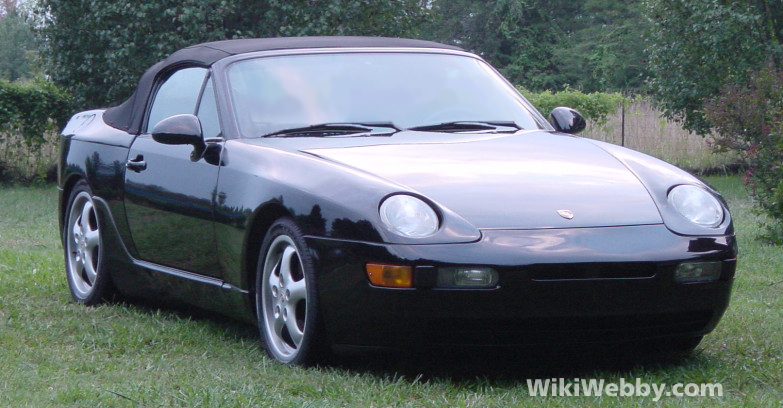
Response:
[[211, 47, 553, 140]]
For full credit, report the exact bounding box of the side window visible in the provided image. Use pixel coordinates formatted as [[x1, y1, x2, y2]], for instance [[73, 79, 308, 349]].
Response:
[[197, 77, 221, 139], [145, 67, 207, 133]]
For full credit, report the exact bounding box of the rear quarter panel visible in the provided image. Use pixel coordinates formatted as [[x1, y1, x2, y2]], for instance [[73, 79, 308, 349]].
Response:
[[58, 110, 136, 256]]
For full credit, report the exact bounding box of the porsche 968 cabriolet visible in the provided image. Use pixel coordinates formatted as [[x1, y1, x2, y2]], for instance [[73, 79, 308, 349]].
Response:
[[59, 37, 737, 365]]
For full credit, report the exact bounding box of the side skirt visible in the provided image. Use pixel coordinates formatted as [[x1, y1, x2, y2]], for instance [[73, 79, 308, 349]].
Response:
[[92, 196, 256, 324]]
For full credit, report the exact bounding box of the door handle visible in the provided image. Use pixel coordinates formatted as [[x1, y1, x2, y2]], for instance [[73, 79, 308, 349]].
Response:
[[126, 155, 147, 172]]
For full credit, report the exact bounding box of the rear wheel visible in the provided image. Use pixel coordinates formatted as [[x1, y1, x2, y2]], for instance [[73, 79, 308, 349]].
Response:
[[256, 218, 324, 365], [63, 180, 114, 305]]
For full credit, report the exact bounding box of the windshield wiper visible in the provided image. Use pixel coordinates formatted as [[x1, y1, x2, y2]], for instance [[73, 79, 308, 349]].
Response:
[[406, 121, 520, 133], [260, 122, 399, 138]]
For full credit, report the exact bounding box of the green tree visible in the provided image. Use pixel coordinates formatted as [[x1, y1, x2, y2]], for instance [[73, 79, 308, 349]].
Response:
[[552, 0, 651, 92], [644, 0, 776, 134], [36, 0, 429, 109], [646, 0, 783, 241], [0, 1, 37, 81], [423, 0, 650, 92], [422, 0, 572, 90]]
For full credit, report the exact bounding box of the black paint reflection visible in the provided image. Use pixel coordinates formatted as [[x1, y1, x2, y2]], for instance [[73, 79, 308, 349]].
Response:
[[124, 135, 221, 277], [687, 237, 736, 255], [296, 205, 327, 236], [331, 218, 382, 242], [84, 151, 124, 199]]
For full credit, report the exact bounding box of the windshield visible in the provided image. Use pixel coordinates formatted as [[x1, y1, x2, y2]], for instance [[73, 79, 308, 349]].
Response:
[[226, 52, 546, 138]]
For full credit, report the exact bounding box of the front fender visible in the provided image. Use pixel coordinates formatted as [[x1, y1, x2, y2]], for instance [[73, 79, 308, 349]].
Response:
[[217, 140, 480, 244], [587, 139, 734, 237], [213, 139, 482, 291]]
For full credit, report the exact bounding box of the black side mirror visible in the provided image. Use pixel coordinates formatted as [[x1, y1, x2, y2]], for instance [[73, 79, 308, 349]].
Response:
[[549, 107, 586, 134], [151, 114, 204, 146]]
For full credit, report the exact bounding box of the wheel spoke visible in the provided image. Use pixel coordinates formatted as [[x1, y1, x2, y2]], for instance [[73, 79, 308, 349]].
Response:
[[286, 312, 304, 346], [83, 260, 97, 284], [72, 220, 82, 242], [278, 246, 297, 283], [268, 259, 281, 293], [73, 251, 85, 272], [80, 201, 93, 230], [287, 278, 307, 304], [85, 229, 100, 251], [273, 311, 286, 339]]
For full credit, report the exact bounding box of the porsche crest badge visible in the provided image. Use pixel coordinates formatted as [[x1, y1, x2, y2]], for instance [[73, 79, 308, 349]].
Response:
[[557, 209, 575, 220]]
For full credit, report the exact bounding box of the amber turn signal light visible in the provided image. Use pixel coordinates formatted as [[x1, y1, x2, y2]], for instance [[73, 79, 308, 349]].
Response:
[[365, 263, 413, 288]]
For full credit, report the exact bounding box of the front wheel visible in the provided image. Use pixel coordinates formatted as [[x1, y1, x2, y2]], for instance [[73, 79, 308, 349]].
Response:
[[63, 180, 114, 305], [667, 335, 703, 352], [256, 218, 325, 365], [638, 335, 704, 354]]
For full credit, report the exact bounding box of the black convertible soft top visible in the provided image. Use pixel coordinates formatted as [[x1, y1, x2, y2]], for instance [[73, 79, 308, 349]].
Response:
[[103, 36, 461, 135]]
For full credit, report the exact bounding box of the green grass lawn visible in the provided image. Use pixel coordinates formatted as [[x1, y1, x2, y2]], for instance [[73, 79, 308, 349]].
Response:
[[1, 178, 781, 407]]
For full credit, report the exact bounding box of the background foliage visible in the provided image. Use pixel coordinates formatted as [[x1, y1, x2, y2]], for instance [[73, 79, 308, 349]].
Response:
[[36, 0, 429, 109], [421, 0, 650, 93], [34, 0, 655, 108], [645, 0, 783, 241], [704, 63, 783, 242], [0, 78, 72, 182], [521, 88, 625, 126], [644, 0, 776, 135], [0, 5, 36, 82], [0, 78, 71, 142]]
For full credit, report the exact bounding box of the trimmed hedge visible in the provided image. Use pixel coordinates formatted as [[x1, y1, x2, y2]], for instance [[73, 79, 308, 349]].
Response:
[[519, 88, 626, 126], [0, 79, 72, 182], [0, 78, 72, 143]]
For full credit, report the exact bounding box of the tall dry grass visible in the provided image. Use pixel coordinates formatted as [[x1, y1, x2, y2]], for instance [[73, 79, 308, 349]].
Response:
[[581, 100, 741, 173], [0, 130, 58, 183]]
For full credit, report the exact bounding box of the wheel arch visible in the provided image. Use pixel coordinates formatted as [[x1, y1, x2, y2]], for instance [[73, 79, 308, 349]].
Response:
[[243, 201, 292, 312], [59, 173, 88, 237]]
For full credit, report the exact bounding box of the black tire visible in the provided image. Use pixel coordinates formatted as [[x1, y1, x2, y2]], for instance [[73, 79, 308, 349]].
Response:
[[639, 335, 704, 354], [255, 217, 326, 365], [667, 335, 703, 352], [63, 180, 114, 305]]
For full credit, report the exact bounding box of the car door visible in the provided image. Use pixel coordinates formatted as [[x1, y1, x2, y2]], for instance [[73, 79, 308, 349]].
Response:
[[124, 67, 224, 277]]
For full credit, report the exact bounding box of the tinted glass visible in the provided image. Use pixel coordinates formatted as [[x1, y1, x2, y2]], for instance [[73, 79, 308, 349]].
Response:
[[226, 53, 545, 138], [146, 67, 207, 133]]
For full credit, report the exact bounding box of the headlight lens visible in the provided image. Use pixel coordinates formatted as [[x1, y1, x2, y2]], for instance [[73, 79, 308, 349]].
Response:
[[668, 185, 723, 227], [379, 195, 439, 238]]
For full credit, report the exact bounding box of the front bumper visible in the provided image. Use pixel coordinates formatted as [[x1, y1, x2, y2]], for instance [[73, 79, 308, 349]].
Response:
[[307, 225, 737, 349]]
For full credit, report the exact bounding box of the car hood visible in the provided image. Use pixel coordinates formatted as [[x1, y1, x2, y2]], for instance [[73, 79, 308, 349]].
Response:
[[302, 131, 663, 229]]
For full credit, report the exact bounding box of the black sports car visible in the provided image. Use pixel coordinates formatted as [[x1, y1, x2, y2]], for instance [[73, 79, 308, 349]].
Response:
[[58, 37, 737, 365]]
